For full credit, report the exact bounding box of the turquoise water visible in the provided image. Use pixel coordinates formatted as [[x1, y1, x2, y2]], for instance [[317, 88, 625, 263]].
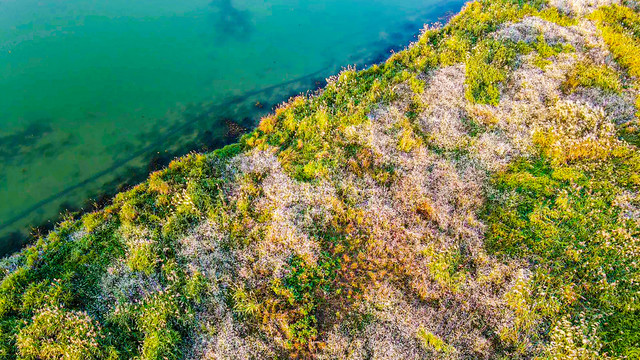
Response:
[[0, 0, 464, 254]]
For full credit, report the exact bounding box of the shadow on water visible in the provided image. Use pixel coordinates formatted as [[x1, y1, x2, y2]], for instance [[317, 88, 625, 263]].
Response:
[[0, 122, 52, 161], [208, 0, 253, 41], [0, 121, 76, 170]]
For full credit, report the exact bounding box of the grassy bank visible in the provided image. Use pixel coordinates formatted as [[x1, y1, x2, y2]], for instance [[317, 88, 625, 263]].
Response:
[[0, 0, 638, 359]]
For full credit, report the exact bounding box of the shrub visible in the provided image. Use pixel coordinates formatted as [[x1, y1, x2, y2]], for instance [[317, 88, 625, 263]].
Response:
[[465, 39, 518, 105], [439, 35, 472, 66], [417, 328, 455, 354], [137, 292, 185, 360], [537, 6, 577, 26], [486, 154, 640, 357], [184, 271, 208, 304], [16, 306, 105, 359], [126, 240, 157, 275], [0, 267, 28, 317], [530, 33, 574, 69], [591, 5, 640, 78], [20, 279, 73, 315], [562, 61, 622, 94]]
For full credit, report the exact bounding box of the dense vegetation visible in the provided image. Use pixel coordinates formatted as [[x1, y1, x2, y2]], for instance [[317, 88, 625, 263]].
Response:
[[0, 0, 638, 359]]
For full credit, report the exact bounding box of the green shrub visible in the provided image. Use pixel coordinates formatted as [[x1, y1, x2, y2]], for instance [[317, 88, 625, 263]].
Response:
[[530, 34, 574, 69], [446, 0, 536, 45], [16, 306, 105, 359], [486, 154, 640, 357], [126, 241, 157, 275], [417, 328, 455, 354], [465, 39, 518, 105], [137, 292, 185, 360], [439, 35, 472, 66], [184, 271, 208, 304], [562, 61, 622, 94], [591, 5, 640, 78], [262, 254, 341, 355], [21, 279, 73, 315], [536, 7, 577, 27], [590, 5, 640, 148], [0, 267, 28, 317], [603, 310, 640, 357]]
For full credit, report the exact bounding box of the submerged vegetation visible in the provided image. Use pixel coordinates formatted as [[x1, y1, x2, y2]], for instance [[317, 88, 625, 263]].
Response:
[[0, 0, 639, 358]]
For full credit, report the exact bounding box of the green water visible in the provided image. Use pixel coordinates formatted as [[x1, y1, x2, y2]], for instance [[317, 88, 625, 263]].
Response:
[[0, 0, 464, 253]]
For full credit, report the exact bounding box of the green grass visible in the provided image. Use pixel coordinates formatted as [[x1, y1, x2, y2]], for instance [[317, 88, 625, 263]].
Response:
[[486, 150, 640, 357], [562, 61, 622, 94], [465, 39, 518, 105], [590, 4, 640, 148]]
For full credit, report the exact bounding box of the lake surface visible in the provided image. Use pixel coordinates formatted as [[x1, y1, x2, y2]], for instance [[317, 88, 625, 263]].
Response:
[[0, 0, 465, 254]]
